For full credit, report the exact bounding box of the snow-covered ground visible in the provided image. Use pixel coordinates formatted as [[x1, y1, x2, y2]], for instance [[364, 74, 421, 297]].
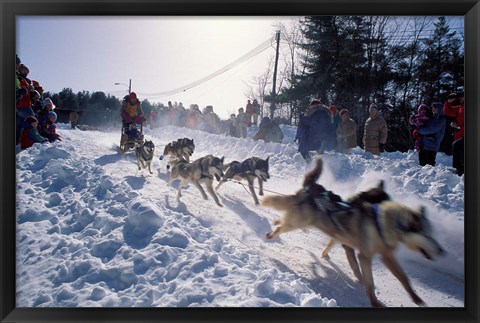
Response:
[[15, 123, 464, 307]]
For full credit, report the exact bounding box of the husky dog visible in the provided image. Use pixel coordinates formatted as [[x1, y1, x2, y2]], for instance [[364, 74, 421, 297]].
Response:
[[162, 138, 195, 169], [215, 157, 270, 205], [262, 157, 445, 307], [321, 180, 391, 259], [167, 154, 225, 207], [135, 140, 155, 174]]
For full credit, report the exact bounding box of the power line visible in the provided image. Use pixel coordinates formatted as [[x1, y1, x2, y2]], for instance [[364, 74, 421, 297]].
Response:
[[137, 36, 275, 99]]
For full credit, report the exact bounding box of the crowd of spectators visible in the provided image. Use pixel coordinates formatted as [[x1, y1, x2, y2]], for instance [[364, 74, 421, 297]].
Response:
[[16, 54, 61, 150], [16, 53, 463, 176]]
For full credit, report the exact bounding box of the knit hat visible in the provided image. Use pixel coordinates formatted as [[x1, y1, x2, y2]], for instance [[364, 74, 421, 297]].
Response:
[[417, 104, 429, 114], [48, 111, 57, 121], [129, 92, 137, 101], [43, 98, 55, 109], [25, 116, 38, 124], [329, 105, 337, 112]]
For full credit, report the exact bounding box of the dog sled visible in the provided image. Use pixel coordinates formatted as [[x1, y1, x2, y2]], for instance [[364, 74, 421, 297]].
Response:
[[119, 122, 144, 153]]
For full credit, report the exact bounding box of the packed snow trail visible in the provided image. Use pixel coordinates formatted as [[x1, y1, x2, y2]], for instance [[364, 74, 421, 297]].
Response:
[[15, 124, 464, 307]]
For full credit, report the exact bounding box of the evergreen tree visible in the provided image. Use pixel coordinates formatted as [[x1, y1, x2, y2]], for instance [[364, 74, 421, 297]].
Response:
[[419, 16, 464, 102]]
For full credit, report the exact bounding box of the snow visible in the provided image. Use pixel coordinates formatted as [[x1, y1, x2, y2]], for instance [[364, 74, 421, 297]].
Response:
[[15, 123, 464, 308]]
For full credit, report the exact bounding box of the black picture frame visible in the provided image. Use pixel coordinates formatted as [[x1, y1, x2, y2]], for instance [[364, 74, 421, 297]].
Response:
[[2, 0, 478, 322]]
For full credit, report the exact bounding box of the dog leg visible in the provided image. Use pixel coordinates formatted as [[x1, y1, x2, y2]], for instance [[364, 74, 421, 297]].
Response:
[[321, 239, 336, 259], [258, 178, 264, 196], [247, 178, 260, 205], [206, 182, 223, 207], [193, 181, 209, 200], [266, 214, 302, 239], [358, 253, 383, 307], [177, 180, 187, 198], [381, 253, 425, 306], [148, 162, 153, 174], [343, 245, 363, 282]]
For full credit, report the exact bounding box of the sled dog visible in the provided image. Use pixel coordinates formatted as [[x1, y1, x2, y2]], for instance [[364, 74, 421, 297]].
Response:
[[215, 156, 270, 205], [321, 180, 391, 260], [262, 157, 445, 307], [162, 138, 195, 169], [135, 140, 155, 174], [167, 154, 225, 207]]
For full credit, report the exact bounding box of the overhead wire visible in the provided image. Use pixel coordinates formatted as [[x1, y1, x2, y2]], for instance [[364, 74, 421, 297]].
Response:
[[137, 36, 275, 99]]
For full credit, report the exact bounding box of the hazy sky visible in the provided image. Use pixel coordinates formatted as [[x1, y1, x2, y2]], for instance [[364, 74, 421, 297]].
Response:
[[17, 16, 463, 119], [17, 16, 293, 118]]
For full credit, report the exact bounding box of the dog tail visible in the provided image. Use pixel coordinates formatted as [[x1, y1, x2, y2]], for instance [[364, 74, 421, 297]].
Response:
[[261, 194, 298, 211], [303, 157, 323, 187]]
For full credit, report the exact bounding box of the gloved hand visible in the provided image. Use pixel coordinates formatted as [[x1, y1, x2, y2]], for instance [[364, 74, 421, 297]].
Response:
[[379, 143, 385, 153]]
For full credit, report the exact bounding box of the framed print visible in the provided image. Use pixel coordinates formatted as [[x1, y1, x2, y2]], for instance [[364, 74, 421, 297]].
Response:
[[2, 0, 479, 322]]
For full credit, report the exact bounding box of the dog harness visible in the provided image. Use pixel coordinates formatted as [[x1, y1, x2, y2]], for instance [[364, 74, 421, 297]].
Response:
[[305, 186, 387, 244]]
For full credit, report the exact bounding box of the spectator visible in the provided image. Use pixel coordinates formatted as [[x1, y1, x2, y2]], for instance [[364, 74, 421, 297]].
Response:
[[30, 90, 43, 115], [202, 105, 220, 133], [245, 100, 254, 126], [16, 63, 35, 145], [329, 105, 341, 150], [409, 104, 431, 151], [19, 116, 47, 150], [295, 99, 335, 162], [416, 103, 446, 167], [15, 54, 23, 104], [41, 111, 61, 143], [185, 104, 202, 129], [252, 99, 261, 126], [235, 108, 248, 138], [36, 98, 56, 127], [443, 91, 464, 176], [166, 101, 178, 126], [69, 110, 79, 129], [336, 109, 357, 154], [253, 116, 284, 143], [363, 103, 388, 156], [31, 79, 45, 114], [227, 114, 237, 137]]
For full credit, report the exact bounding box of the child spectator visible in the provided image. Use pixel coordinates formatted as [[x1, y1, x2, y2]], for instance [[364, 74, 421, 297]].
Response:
[[409, 104, 431, 151], [41, 111, 61, 143], [20, 116, 47, 150], [36, 98, 56, 127]]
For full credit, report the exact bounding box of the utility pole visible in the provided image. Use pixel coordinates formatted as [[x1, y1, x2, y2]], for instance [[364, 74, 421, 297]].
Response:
[[128, 79, 132, 93], [270, 30, 281, 119]]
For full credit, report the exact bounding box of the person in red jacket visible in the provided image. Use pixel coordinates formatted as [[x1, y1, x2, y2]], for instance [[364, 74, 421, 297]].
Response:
[[19, 116, 48, 150], [443, 91, 464, 176]]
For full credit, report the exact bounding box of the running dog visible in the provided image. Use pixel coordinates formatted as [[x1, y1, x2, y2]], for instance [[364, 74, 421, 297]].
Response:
[[167, 154, 225, 207], [262, 157, 445, 307], [321, 180, 391, 258], [162, 138, 195, 169], [135, 140, 155, 174], [215, 156, 270, 205]]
